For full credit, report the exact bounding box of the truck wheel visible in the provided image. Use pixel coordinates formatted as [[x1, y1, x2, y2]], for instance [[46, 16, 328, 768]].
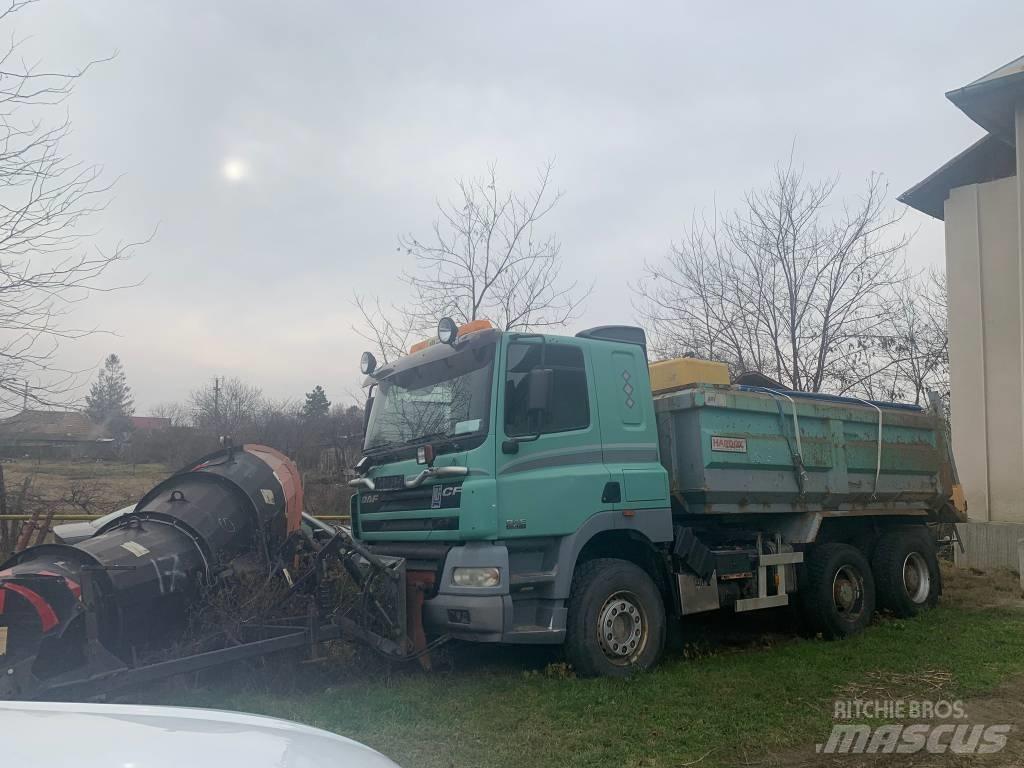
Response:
[[801, 543, 876, 639], [872, 529, 940, 617], [565, 558, 665, 678]]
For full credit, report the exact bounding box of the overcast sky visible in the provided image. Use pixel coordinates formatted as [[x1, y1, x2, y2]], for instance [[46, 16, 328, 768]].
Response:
[[17, 1, 1024, 413]]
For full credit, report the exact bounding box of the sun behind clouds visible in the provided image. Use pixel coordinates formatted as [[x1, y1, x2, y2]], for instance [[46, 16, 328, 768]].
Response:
[[221, 157, 249, 182]]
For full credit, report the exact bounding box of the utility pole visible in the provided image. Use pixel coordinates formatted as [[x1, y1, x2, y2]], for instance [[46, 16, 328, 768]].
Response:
[[213, 376, 221, 429], [22, 381, 27, 412]]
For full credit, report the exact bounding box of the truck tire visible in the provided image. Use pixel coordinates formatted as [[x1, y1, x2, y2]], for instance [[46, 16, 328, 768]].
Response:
[[565, 558, 666, 678], [801, 543, 876, 639], [872, 528, 940, 617]]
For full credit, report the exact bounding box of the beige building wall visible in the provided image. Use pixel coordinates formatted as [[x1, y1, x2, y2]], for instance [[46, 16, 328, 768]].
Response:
[[945, 176, 1024, 524]]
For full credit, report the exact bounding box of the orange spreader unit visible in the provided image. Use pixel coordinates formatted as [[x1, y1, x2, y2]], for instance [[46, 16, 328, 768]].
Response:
[[243, 444, 304, 534]]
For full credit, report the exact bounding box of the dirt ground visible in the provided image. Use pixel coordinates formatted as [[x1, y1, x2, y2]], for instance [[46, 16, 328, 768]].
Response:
[[766, 680, 1024, 768], [941, 562, 1023, 611], [2, 458, 167, 509]]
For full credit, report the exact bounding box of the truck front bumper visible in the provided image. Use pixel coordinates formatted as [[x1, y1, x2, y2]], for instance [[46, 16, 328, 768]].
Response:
[[421, 542, 566, 644], [423, 592, 510, 642]]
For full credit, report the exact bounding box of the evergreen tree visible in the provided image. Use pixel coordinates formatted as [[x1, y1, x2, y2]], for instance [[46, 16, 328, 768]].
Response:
[[85, 354, 135, 422], [302, 385, 330, 419]]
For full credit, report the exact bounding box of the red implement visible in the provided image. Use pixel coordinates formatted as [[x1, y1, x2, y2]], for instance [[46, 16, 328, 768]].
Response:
[[405, 571, 436, 671]]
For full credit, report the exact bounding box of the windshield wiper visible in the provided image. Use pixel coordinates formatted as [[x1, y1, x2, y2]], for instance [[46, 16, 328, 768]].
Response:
[[364, 440, 400, 455], [404, 431, 451, 446]]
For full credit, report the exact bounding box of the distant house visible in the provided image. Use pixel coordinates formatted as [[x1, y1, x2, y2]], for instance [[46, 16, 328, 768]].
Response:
[[130, 416, 172, 432], [0, 410, 116, 459]]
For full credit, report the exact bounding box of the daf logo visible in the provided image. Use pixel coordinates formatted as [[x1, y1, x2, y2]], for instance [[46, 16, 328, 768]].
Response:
[[430, 484, 462, 509]]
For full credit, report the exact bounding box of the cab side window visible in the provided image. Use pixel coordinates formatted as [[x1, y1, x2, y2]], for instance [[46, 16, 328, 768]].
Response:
[[505, 342, 590, 436]]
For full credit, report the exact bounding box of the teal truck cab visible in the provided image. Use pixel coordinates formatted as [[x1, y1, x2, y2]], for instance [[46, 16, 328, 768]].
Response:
[[349, 319, 964, 676]]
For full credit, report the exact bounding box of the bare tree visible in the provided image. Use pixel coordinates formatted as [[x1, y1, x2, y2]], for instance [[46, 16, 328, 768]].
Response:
[[864, 269, 949, 405], [149, 401, 190, 427], [0, 2, 142, 412], [355, 162, 590, 361], [352, 294, 418, 364], [189, 377, 263, 435], [634, 158, 909, 394], [328, 402, 364, 470], [144, 388, 367, 471]]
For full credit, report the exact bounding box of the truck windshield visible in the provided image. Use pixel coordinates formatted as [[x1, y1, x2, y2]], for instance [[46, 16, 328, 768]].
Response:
[[364, 342, 496, 453]]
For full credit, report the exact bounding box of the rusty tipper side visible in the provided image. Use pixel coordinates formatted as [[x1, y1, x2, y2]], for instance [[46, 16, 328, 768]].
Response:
[[656, 384, 962, 520]]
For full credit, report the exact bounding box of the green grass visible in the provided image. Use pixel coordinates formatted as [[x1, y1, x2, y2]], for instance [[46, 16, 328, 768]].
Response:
[[143, 602, 1024, 768]]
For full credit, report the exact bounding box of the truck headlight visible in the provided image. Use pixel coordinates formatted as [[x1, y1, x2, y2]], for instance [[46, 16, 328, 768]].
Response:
[[452, 567, 500, 588]]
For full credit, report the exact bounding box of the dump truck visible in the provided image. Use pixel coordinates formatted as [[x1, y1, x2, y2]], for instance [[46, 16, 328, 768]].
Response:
[[349, 319, 965, 676]]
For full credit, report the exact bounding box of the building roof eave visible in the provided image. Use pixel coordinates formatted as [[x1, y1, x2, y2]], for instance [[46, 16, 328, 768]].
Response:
[[898, 133, 1016, 221], [945, 56, 1024, 142]]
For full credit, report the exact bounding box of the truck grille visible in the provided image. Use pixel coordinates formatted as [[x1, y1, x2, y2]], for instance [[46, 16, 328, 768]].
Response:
[[359, 482, 463, 514], [373, 474, 405, 491], [360, 516, 459, 533]]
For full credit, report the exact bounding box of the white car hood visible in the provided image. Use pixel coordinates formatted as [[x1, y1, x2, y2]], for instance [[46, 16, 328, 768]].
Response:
[[0, 701, 400, 768]]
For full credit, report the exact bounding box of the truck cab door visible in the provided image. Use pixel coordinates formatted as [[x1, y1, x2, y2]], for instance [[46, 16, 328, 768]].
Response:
[[589, 344, 669, 511], [495, 337, 612, 539]]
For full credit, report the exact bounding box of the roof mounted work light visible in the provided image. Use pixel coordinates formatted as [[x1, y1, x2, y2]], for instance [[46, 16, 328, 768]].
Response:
[[437, 317, 458, 345], [360, 351, 377, 375]]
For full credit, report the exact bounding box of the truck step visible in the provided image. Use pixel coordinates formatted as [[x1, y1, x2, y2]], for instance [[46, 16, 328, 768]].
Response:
[[760, 552, 804, 567], [734, 594, 790, 612]]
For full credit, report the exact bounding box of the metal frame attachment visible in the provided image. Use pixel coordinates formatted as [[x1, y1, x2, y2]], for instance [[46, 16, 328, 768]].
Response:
[[734, 534, 804, 613]]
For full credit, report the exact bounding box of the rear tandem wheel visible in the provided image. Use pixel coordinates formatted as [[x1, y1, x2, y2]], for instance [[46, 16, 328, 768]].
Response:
[[800, 543, 876, 639], [872, 528, 941, 617]]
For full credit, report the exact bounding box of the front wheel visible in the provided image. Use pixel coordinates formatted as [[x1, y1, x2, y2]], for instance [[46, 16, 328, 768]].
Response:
[[565, 558, 666, 677]]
